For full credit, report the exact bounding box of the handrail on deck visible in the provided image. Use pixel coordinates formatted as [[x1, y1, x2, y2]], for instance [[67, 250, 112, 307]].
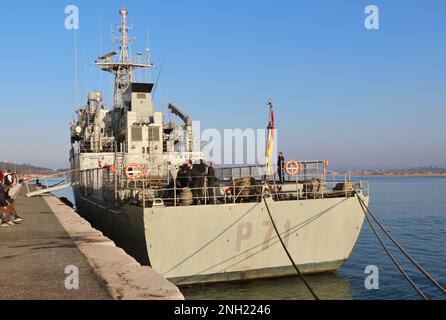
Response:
[[78, 165, 369, 209]]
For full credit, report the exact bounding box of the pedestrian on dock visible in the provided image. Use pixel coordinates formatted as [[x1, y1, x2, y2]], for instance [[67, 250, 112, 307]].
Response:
[[3, 172, 13, 199], [0, 184, 23, 227]]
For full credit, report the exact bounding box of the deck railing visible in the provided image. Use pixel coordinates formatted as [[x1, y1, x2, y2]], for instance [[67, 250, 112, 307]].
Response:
[[78, 166, 369, 209], [215, 161, 329, 182]]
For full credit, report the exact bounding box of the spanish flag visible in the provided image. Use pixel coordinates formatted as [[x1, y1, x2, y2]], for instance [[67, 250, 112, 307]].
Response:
[[265, 100, 275, 175]]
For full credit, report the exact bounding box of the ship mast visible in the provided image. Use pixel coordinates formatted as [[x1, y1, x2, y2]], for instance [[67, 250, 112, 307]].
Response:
[[119, 8, 130, 65], [95, 9, 153, 110]]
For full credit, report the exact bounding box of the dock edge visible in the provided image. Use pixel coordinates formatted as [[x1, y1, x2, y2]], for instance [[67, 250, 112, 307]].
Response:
[[41, 193, 184, 300]]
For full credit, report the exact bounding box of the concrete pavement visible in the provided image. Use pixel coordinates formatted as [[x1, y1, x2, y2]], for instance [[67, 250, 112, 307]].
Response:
[[0, 185, 184, 300], [0, 186, 111, 300]]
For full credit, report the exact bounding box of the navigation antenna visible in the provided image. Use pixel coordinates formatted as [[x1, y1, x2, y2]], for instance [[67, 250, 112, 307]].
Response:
[[95, 9, 153, 109]]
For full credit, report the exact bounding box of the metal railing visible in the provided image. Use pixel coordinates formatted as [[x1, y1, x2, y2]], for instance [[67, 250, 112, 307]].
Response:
[[215, 161, 330, 182], [78, 139, 116, 154], [24, 169, 78, 197], [77, 166, 369, 209], [137, 179, 369, 209]]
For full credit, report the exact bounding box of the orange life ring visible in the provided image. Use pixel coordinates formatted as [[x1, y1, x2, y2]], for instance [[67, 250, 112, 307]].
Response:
[[125, 163, 142, 180], [285, 160, 301, 177]]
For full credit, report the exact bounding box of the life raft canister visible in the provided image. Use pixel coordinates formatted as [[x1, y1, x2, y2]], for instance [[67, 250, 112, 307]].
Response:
[[285, 160, 301, 177], [125, 163, 142, 180]]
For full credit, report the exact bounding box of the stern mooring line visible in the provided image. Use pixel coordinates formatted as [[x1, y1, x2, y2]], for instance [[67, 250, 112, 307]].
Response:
[[357, 196, 428, 300], [263, 197, 320, 300], [357, 195, 446, 295]]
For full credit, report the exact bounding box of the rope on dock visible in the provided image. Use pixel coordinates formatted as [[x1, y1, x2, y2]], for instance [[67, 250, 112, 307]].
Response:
[[263, 197, 320, 300], [357, 195, 446, 296]]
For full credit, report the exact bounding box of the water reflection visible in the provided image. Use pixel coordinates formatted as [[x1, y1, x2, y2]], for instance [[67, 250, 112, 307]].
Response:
[[182, 273, 352, 300]]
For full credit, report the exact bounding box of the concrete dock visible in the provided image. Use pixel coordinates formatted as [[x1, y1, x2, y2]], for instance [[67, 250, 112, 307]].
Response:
[[0, 185, 184, 300]]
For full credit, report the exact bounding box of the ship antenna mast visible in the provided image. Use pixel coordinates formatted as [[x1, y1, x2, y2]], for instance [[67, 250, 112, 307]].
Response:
[[95, 9, 153, 110], [119, 8, 130, 64]]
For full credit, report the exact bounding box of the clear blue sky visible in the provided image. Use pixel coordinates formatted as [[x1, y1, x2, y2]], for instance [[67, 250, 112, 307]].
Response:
[[0, 0, 445, 169]]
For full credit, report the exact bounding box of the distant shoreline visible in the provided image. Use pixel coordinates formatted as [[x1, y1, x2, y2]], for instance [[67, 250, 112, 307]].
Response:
[[349, 173, 446, 177]]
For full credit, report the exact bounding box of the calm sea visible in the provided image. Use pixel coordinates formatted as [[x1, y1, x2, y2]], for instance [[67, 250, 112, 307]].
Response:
[[52, 176, 446, 300]]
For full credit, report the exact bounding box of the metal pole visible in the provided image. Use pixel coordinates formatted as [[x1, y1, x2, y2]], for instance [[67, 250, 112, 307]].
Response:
[[143, 175, 145, 209], [233, 177, 236, 204], [345, 173, 347, 198], [174, 178, 177, 207], [204, 177, 207, 205]]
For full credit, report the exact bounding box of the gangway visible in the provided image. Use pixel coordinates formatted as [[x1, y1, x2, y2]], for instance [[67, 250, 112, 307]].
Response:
[[25, 170, 78, 198]]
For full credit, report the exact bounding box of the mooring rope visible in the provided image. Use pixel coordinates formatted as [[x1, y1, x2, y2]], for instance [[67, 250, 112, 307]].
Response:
[[357, 195, 446, 296], [356, 195, 428, 300], [263, 197, 320, 300]]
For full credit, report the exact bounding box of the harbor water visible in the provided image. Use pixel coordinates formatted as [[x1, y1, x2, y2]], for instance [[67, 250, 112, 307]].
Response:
[[52, 176, 446, 300]]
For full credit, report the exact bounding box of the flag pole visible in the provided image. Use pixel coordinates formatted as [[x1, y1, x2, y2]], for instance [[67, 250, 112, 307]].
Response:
[[265, 99, 275, 183]]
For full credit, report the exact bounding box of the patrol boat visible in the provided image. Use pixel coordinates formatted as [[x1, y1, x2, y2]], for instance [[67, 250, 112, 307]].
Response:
[[69, 9, 370, 285]]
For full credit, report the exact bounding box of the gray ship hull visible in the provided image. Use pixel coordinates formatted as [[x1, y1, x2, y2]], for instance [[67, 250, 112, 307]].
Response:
[[73, 186, 150, 265], [73, 187, 368, 285]]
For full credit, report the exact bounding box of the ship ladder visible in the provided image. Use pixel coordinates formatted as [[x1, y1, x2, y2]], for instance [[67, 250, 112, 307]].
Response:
[[356, 192, 446, 300]]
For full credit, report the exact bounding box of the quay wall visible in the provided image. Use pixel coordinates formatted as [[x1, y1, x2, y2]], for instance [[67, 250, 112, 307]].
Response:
[[39, 191, 184, 300]]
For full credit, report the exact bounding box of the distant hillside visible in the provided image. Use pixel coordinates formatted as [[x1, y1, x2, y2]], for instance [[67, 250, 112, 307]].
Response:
[[1, 162, 57, 176], [394, 166, 446, 173], [347, 166, 446, 176]]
